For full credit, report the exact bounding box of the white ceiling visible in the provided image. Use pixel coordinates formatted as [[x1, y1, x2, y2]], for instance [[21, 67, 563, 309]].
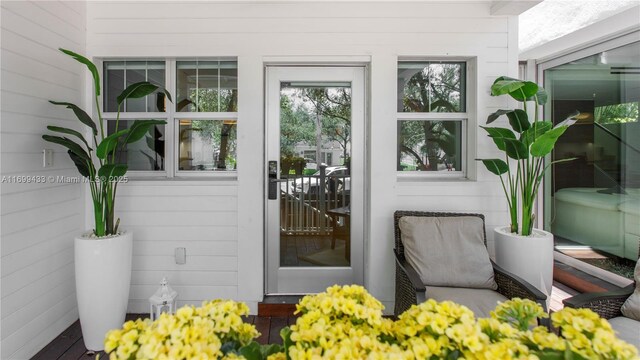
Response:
[[519, 0, 640, 53]]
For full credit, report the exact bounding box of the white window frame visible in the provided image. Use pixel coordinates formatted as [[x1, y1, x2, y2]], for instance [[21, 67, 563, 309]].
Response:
[[98, 58, 239, 179], [396, 58, 474, 180]]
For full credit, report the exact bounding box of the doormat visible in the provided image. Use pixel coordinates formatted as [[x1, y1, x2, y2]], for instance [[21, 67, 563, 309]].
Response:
[[298, 245, 349, 267]]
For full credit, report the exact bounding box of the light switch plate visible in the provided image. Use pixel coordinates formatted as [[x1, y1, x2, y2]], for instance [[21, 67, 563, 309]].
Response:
[[175, 247, 186, 264], [43, 149, 53, 167]]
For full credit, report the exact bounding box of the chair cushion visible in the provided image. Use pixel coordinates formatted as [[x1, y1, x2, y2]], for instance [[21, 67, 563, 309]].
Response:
[[621, 260, 640, 321], [399, 216, 497, 289], [426, 286, 508, 318], [608, 317, 640, 351]]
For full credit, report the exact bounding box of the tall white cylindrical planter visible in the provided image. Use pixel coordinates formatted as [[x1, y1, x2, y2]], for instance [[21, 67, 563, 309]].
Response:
[[494, 227, 554, 302], [75, 232, 133, 351]]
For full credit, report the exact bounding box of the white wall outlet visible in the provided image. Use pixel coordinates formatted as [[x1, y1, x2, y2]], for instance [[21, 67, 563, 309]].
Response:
[[43, 149, 53, 167], [175, 247, 186, 264]]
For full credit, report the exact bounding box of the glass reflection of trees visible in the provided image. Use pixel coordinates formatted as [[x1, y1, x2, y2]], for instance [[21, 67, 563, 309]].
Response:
[[280, 86, 351, 165], [398, 62, 464, 171]]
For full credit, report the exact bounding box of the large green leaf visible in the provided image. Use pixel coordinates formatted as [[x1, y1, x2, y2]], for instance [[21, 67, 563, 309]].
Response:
[[96, 129, 129, 159], [529, 88, 548, 105], [479, 158, 509, 176], [47, 126, 90, 149], [126, 120, 167, 144], [162, 88, 173, 103], [49, 101, 98, 135], [491, 76, 538, 101], [481, 126, 516, 151], [487, 109, 511, 124], [67, 150, 93, 178], [260, 344, 283, 358], [281, 327, 293, 359], [42, 135, 90, 162], [506, 109, 530, 133], [491, 77, 525, 96], [503, 138, 528, 160], [238, 342, 262, 360], [117, 81, 159, 105], [521, 121, 553, 148], [98, 164, 128, 180], [59, 48, 100, 96], [555, 111, 580, 128], [530, 126, 568, 157]]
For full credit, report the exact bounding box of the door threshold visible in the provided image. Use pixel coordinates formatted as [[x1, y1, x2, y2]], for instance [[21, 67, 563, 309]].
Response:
[[258, 295, 304, 317]]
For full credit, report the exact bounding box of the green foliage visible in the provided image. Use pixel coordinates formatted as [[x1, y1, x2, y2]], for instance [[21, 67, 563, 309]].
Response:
[[279, 86, 352, 164], [49, 101, 97, 135], [42, 48, 171, 236], [594, 102, 639, 124], [59, 48, 100, 96], [478, 77, 577, 236]]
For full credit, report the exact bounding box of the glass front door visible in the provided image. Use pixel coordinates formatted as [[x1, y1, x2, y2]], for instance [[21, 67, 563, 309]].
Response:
[[265, 66, 365, 294]]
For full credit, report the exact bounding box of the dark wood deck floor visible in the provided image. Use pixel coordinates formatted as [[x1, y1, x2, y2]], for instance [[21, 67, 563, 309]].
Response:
[[30, 315, 296, 360]]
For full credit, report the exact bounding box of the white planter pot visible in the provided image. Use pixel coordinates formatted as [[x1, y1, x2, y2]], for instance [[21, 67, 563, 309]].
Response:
[[494, 227, 554, 301], [75, 231, 133, 351]]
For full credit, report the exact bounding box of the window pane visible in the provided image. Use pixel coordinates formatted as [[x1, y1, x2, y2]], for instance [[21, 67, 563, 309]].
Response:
[[545, 41, 640, 278], [176, 61, 238, 112], [397, 120, 463, 172], [397, 62, 465, 112], [178, 119, 237, 171], [104, 61, 166, 112], [106, 120, 166, 171]]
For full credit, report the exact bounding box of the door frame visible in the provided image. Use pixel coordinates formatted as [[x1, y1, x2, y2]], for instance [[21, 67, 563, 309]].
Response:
[[264, 65, 367, 294]]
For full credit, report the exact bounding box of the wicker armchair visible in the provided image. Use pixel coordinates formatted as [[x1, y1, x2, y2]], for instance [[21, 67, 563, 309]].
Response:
[[563, 285, 634, 320], [563, 283, 638, 350], [393, 211, 547, 316]]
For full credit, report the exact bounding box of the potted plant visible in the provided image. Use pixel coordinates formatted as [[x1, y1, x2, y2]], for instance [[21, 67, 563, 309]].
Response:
[[42, 49, 171, 351], [478, 76, 578, 299]]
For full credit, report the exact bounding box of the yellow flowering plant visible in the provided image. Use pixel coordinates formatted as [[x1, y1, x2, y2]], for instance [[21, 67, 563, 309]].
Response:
[[280, 286, 637, 360], [103, 300, 281, 360], [103, 286, 637, 360]]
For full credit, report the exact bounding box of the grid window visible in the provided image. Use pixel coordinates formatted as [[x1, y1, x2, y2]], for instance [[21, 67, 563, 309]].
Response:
[[106, 121, 166, 171], [103, 59, 238, 177], [178, 119, 237, 171], [104, 61, 167, 112], [398, 120, 463, 172], [397, 61, 468, 176], [176, 61, 238, 112], [397, 62, 465, 113]]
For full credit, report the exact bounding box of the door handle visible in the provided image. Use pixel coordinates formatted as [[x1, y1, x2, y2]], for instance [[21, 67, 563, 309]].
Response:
[[268, 178, 287, 199], [268, 160, 282, 200]]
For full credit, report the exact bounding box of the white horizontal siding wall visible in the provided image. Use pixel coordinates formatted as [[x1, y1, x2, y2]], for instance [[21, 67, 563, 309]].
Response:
[[1, 1, 86, 359], [116, 181, 239, 312], [86, 1, 518, 312]]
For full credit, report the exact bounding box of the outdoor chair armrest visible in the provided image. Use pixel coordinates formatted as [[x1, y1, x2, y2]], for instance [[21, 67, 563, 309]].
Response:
[[492, 261, 548, 312], [563, 285, 634, 320], [394, 249, 426, 316]]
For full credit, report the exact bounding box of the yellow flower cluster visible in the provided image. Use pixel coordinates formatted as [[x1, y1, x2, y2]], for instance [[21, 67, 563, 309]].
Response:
[[102, 286, 639, 360], [286, 287, 639, 360], [289, 285, 409, 359], [104, 300, 257, 360], [395, 299, 493, 359], [550, 307, 638, 359]]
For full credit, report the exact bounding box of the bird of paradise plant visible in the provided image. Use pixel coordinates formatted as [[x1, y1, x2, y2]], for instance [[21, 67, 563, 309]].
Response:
[[478, 76, 578, 236], [43, 49, 171, 237]]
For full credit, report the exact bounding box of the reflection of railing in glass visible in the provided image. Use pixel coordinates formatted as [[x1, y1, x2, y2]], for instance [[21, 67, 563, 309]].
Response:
[[280, 166, 350, 235]]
